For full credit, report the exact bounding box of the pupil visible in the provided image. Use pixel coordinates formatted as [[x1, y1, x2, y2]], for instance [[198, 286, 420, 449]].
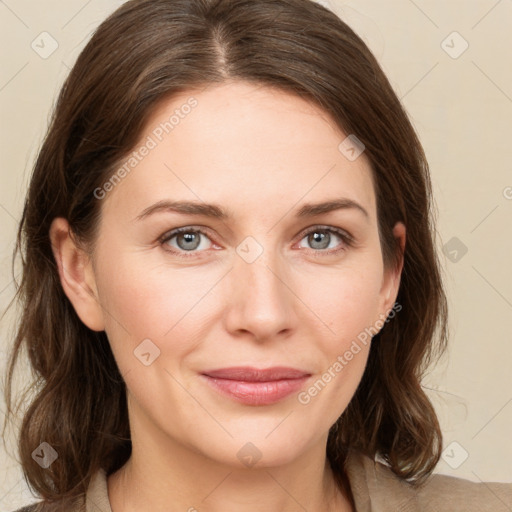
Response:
[[179, 232, 199, 250], [311, 231, 329, 249]]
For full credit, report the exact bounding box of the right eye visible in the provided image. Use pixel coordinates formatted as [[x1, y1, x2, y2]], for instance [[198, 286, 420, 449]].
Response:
[[159, 227, 216, 258]]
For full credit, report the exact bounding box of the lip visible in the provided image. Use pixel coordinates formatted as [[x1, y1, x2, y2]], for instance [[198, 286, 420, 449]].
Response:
[[201, 366, 311, 406]]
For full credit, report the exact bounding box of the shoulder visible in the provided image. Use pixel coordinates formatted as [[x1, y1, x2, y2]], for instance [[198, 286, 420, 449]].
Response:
[[415, 471, 512, 511], [344, 449, 512, 511]]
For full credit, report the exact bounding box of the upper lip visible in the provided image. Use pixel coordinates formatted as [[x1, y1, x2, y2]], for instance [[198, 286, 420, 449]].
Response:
[[202, 366, 310, 382]]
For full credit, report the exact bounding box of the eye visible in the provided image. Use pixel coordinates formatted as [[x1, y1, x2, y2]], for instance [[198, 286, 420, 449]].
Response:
[[297, 226, 353, 256], [160, 227, 214, 258]]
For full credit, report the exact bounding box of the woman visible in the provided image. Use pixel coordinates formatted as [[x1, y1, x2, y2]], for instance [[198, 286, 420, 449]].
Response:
[[3, 0, 511, 511]]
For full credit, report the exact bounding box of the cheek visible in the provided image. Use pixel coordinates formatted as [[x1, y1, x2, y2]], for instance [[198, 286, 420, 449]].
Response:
[[300, 260, 383, 343], [94, 252, 221, 358], [295, 261, 381, 401], [295, 273, 376, 433]]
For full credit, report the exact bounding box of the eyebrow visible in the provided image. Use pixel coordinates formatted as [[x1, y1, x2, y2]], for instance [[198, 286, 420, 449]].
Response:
[[135, 198, 369, 222]]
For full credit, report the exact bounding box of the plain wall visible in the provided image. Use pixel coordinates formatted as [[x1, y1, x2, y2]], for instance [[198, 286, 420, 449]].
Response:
[[1, 0, 511, 508]]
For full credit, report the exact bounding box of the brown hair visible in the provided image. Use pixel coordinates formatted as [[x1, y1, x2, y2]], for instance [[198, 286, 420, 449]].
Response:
[[2, 0, 448, 507]]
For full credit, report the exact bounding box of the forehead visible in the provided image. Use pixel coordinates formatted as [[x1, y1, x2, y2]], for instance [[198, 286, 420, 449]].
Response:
[[103, 81, 377, 223]]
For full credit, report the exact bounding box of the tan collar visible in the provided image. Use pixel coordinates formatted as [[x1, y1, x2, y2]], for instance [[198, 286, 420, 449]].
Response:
[[343, 449, 420, 511], [85, 468, 112, 512]]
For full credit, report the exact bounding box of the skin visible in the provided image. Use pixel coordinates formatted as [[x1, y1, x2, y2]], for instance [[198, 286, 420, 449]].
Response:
[[50, 80, 405, 512]]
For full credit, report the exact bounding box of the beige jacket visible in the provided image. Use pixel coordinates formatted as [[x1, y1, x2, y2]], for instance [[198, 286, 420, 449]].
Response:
[[14, 450, 512, 511]]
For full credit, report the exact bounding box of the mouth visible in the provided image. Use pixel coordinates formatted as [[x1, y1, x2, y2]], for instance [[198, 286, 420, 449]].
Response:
[[200, 366, 311, 406]]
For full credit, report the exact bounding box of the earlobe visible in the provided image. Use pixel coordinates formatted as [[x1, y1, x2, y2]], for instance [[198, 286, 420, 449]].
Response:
[[49, 218, 105, 332]]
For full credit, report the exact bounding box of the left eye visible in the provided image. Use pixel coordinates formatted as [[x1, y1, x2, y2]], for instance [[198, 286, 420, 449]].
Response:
[[160, 226, 353, 258], [297, 227, 352, 253]]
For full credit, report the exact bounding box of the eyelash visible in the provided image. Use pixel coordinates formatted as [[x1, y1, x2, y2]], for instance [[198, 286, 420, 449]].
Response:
[[159, 225, 354, 259]]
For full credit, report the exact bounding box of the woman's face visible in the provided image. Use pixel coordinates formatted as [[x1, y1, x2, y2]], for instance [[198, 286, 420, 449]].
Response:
[[76, 81, 405, 468]]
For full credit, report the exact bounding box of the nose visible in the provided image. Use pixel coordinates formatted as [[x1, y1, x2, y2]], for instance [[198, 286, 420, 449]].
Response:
[[223, 245, 297, 342]]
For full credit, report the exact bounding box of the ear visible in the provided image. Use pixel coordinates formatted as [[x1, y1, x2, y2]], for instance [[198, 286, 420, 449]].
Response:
[[49, 217, 105, 332], [377, 221, 406, 318]]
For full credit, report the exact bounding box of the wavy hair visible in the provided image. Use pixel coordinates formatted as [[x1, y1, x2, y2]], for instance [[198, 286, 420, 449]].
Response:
[[2, 0, 449, 508]]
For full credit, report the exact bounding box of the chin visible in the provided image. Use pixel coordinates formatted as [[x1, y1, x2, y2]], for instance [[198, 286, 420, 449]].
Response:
[[193, 428, 317, 470]]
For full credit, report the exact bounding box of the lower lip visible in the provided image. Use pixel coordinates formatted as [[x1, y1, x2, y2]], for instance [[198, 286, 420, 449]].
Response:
[[201, 375, 309, 406]]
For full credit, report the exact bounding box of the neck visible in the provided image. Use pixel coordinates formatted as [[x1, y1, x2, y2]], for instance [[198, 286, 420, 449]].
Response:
[[107, 407, 353, 512], [109, 455, 351, 512]]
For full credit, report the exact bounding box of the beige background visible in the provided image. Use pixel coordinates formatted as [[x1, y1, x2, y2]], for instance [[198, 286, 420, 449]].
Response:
[[1, 0, 511, 508]]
